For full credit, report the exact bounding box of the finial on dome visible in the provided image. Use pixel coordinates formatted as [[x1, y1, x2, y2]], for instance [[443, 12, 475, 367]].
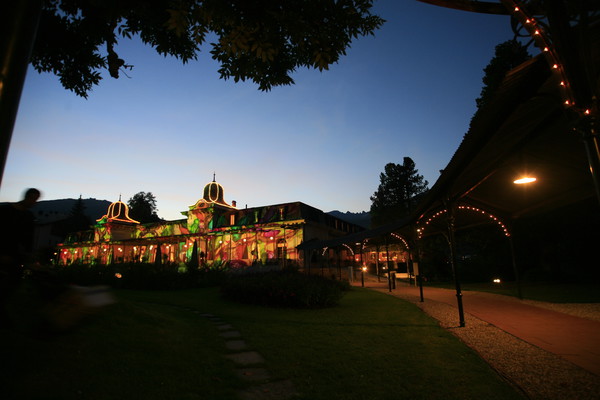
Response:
[[213, 172, 216, 182]]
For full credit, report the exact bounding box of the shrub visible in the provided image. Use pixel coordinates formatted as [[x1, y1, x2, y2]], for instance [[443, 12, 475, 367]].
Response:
[[44, 262, 228, 290], [220, 270, 347, 308]]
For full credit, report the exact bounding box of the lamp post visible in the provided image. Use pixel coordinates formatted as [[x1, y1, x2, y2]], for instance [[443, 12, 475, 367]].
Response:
[[361, 265, 367, 287]]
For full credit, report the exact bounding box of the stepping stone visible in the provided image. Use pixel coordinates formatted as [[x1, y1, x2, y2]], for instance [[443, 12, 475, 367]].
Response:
[[237, 380, 298, 400], [225, 351, 265, 365], [217, 324, 234, 331], [235, 367, 271, 382], [220, 330, 242, 338], [225, 340, 248, 351]]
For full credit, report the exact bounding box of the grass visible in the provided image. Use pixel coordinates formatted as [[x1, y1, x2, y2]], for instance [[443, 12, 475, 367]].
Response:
[[1, 284, 525, 400], [423, 280, 600, 303]]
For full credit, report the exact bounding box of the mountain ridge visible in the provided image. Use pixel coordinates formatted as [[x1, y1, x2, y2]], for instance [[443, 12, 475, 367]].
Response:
[[326, 210, 370, 229], [30, 198, 112, 224]]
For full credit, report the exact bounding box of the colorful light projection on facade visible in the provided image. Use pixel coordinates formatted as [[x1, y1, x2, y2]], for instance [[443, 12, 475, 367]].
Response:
[[57, 178, 362, 266]]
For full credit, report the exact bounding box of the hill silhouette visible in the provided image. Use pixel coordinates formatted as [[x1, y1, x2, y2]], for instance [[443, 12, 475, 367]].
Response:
[[327, 210, 370, 228], [30, 198, 112, 224]]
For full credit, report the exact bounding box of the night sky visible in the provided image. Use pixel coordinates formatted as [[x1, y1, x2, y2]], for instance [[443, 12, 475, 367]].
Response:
[[0, 1, 518, 220]]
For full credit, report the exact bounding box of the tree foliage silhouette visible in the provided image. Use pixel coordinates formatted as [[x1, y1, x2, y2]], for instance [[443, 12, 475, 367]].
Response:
[[370, 158, 428, 227], [57, 195, 92, 236], [127, 192, 161, 224], [30, 0, 384, 97], [475, 39, 531, 111]]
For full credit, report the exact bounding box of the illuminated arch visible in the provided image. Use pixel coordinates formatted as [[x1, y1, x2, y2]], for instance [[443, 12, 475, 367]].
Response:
[[342, 243, 355, 256], [390, 232, 411, 250], [506, 1, 588, 115], [417, 205, 510, 238]]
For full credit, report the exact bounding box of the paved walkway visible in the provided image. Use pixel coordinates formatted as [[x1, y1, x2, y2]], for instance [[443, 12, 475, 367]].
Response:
[[353, 275, 600, 378]]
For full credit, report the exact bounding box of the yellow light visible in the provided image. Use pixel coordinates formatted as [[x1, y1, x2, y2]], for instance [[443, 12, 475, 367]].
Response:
[[115, 273, 123, 279], [514, 177, 537, 184], [493, 278, 501, 283]]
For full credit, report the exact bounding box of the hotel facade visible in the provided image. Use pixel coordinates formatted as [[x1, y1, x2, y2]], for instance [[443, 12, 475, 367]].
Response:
[[57, 178, 366, 268]]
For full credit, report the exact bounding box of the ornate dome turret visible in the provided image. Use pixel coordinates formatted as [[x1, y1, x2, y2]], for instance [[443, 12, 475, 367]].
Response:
[[202, 174, 231, 207], [97, 196, 139, 224]]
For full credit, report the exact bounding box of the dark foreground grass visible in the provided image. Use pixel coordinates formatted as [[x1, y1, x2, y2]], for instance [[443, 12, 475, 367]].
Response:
[[1, 286, 525, 400]]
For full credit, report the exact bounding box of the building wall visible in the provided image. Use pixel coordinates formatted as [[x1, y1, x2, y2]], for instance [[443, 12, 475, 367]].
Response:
[[57, 200, 361, 267]]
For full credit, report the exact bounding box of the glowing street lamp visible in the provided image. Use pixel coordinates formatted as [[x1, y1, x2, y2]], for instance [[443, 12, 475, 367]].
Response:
[[513, 176, 537, 184]]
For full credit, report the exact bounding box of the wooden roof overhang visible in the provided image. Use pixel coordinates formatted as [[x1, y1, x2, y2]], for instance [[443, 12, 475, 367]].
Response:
[[413, 54, 597, 233]]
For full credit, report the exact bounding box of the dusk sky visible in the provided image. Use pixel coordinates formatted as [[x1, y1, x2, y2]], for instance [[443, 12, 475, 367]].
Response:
[[0, 1, 519, 221]]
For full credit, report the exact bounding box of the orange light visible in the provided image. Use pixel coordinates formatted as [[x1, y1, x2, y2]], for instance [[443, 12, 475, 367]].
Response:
[[514, 177, 537, 184]]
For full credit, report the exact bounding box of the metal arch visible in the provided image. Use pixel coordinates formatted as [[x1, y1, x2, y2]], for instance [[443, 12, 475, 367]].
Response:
[[416, 0, 509, 15], [416, 203, 512, 238]]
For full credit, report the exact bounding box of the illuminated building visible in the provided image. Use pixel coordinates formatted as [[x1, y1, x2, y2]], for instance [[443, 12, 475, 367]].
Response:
[[57, 178, 363, 266]]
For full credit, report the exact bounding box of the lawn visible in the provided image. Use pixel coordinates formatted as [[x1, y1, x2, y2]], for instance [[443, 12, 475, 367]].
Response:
[[1, 285, 525, 400]]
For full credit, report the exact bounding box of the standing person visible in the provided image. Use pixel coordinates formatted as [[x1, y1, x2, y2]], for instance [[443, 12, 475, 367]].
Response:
[[0, 188, 41, 328]]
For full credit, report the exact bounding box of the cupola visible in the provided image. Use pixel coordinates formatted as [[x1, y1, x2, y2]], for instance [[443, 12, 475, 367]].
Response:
[[97, 196, 139, 224], [202, 174, 232, 207]]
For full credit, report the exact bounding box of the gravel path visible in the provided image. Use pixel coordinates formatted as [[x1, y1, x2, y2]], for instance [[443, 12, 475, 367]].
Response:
[[378, 287, 600, 400]]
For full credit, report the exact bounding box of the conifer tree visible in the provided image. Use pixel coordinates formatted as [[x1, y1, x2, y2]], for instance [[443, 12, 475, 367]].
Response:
[[370, 158, 428, 227]]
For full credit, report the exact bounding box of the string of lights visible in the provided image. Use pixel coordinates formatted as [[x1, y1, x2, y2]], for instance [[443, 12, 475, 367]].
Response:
[[503, 0, 591, 116], [390, 232, 410, 250], [417, 205, 510, 238]]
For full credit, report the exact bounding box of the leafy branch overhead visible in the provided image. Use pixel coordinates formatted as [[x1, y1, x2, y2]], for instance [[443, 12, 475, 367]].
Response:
[[31, 0, 384, 97]]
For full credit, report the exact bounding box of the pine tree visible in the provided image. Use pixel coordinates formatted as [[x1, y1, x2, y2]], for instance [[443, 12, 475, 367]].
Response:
[[67, 195, 91, 232], [370, 158, 428, 227]]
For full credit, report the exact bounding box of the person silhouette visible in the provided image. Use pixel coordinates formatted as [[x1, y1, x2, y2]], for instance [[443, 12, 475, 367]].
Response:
[[0, 188, 41, 328]]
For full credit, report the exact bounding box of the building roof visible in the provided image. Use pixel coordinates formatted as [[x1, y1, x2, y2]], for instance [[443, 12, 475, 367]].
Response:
[[414, 54, 596, 223]]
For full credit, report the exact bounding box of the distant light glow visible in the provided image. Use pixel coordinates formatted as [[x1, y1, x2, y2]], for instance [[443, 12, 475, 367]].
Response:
[[513, 177, 537, 184], [493, 278, 501, 283]]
